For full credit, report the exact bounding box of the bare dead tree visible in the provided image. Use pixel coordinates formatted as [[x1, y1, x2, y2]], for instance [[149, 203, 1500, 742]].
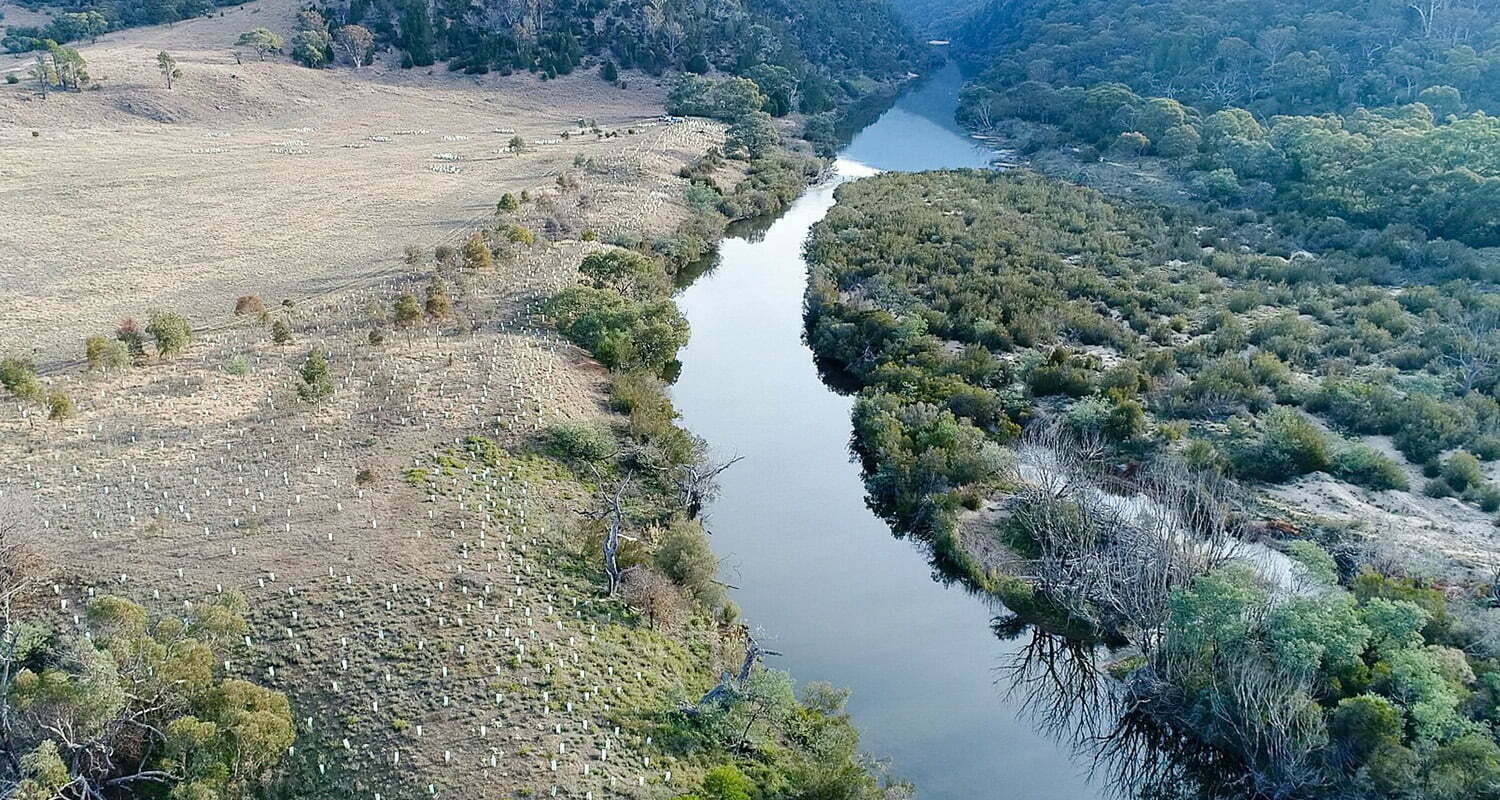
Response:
[[1203, 658, 1327, 797], [599, 478, 628, 595], [687, 631, 781, 714], [1441, 309, 1500, 393], [1007, 425, 1242, 648], [674, 455, 742, 521]]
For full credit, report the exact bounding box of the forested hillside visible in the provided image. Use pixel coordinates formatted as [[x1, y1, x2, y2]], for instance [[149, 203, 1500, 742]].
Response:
[[309, 0, 920, 84], [952, 0, 1500, 246], [3, 0, 253, 50], [7, 0, 924, 121], [955, 0, 1500, 114], [879, 0, 987, 39]]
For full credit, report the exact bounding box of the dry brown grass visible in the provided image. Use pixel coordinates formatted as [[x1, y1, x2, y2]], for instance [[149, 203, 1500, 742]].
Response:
[[0, 4, 743, 794], [1, 0, 717, 363]]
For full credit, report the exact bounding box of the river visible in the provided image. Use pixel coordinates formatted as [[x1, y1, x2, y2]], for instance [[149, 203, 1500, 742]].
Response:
[[670, 63, 1106, 798]]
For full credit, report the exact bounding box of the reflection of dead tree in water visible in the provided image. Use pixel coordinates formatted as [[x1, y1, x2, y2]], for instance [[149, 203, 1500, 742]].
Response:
[[995, 626, 1245, 800], [624, 437, 742, 523], [1008, 424, 1245, 648], [673, 455, 742, 521], [999, 626, 1114, 744]]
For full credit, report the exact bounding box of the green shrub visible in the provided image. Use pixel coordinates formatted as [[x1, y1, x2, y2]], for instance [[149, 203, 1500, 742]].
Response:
[[296, 350, 334, 403], [1473, 435, 1500, 461], [654, 521, 722, 607], [84, 336, 129, 371], [270, 318, 293, 345], [1424, 478, 1455, 498], [116, 318, 148, 362], [1333, 444, 1410, 491], [1026, 362, 1094, 397], [1229, 408, 1332, 482], [542, 286, 689, 378], [424, 278, 452, 320], [45, 391, 73, 421], [504, 224, 535, 246], [545, 422, 615, 464], [393, 293, 422, 329], [1441, 451, 1485, 492], [146, 312, 191, 356], [1470, 484, 1500, 512], [0, 358, 42, 402], [577, 249, 670, 300]]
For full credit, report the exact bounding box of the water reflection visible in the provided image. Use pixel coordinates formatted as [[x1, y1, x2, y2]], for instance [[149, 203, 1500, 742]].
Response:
[[992, 625, 1246, 800]]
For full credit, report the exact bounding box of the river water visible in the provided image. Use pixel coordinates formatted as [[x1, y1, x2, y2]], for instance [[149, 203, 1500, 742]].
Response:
[[670, 63, 1106, 798]]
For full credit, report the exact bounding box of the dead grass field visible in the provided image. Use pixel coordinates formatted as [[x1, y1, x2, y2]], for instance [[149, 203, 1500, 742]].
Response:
[[0, 3, 753, 796], [1, 0, 707, 364], [1, 175, 738, 799]]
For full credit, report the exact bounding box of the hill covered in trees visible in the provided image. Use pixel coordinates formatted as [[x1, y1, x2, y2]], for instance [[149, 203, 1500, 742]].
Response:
[[951, 0, 1500, 246], [298, 0, 922, 108], [880, 0, 988, 39]]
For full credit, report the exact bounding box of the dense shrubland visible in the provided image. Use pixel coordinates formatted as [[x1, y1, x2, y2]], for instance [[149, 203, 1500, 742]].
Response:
[[952, 0, 1500, 246], [955, 0, 1500, 116], [805, 167, 1500, 798], [808, 170, 1500, 514]]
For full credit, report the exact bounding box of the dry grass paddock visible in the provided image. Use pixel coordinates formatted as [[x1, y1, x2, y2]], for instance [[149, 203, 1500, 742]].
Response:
[[1, 3, 746, 795], [2, 187, 735, 799], [1, 0, 709, 364]]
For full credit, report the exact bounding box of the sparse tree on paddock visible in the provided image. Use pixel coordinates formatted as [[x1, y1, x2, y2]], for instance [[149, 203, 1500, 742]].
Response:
[[84, 336, 128, 372], [508, 135, 525, 152], [156, 51, 180, 89], [44, 392, 72, 421], [0, 359, 41, 403], [333, 24, 373, 70], [116, 318, 147, 362], [146, 311, 191, 356], [270, 318, 293, 344], [433, 244, 457, 267], [30, 54, 53, 99], [236, 28, 283, 60], [297, 349, 333, 402], [462, 231, 493, 270], [424, 277, 452, 320], [497, 192, 519, 213], [393, 293, 422, 329]]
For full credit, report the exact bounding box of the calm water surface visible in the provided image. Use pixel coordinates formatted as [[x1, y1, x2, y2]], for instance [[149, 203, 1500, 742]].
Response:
[[670, 63, 1106, 799]]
